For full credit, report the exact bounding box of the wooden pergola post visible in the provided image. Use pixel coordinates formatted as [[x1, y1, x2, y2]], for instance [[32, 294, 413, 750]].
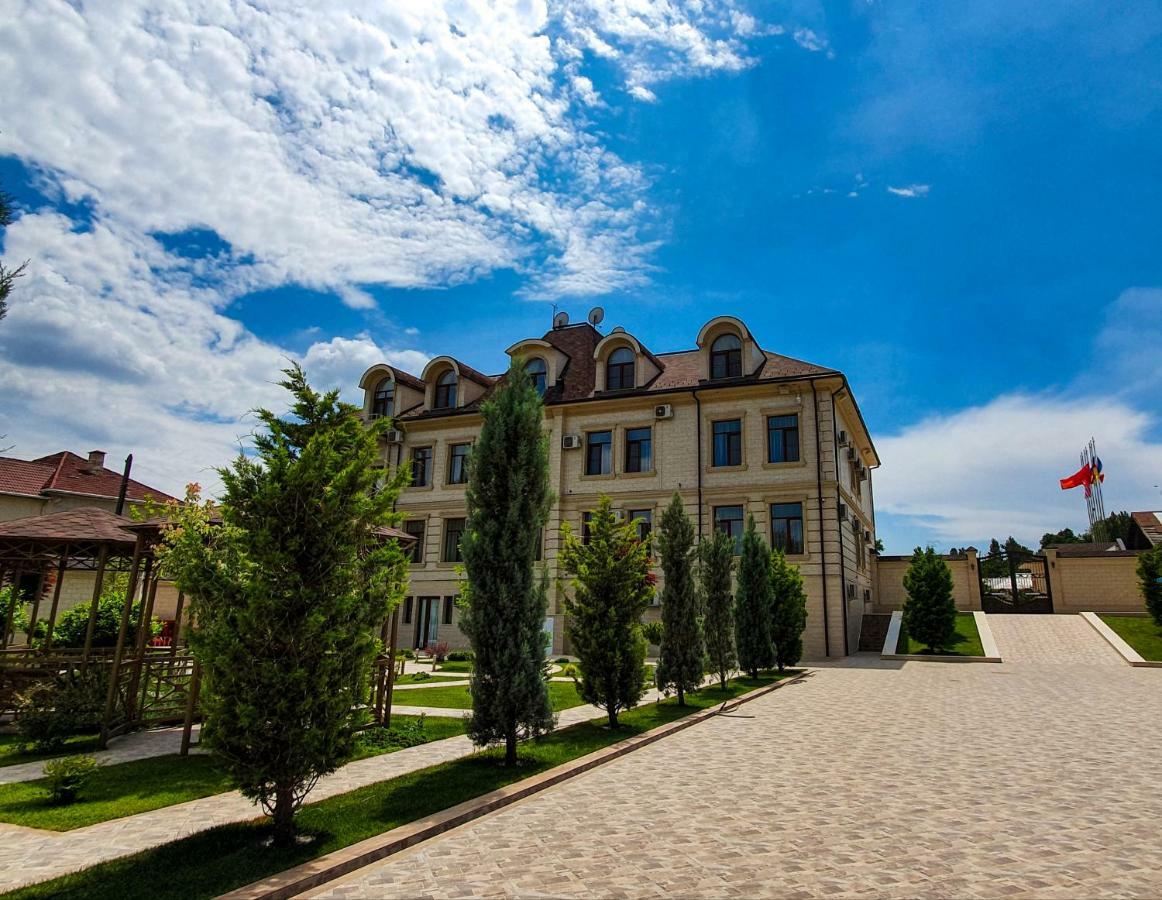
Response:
[[126, 563, 160, 721], [169, 590, 186, 656], [1, 564, 24, 650], [81, 546, 109, 662], [42, 545, 70, 651], [25, 567, 47, 646], [99, 535, 144, 747], [383, 606, 399, 729], [180, 659, 201, 756]]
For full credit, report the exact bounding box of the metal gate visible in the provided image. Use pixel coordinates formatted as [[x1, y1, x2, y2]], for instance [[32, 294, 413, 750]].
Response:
[[978, 550, 1053, 613]]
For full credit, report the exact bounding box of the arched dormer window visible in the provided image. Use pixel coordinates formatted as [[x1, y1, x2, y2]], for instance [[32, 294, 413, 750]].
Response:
[[372, 378, 394, 418], [606, 347, 635, 391], [434, 370, 458, 409], [527, 358, 548, 396], [710, 334, 743, 380]]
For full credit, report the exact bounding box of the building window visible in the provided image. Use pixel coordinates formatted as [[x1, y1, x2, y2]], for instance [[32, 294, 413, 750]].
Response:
[[404, 519, 425, 563], [710, 334, 743, 380], [527, 358, 548, 396], [372, 378, 394, 418], [586, 430, 612, 475], [712, 419, 742, 467], [402, 597, 414, 625], [606, 347, 635, 391], [434, 370, 457, 409], [411, 446, 432, 487], [442, 518, 466, 563], [582, 512, 594, 545], [771, 502, 804, 555], [443, 596, 454, 625], [767, 414, 800, 463], [713, 505, 745, 554], [448, 442, 470, 485], [627, 508, 652, 543], [624, 427, 652, 473]]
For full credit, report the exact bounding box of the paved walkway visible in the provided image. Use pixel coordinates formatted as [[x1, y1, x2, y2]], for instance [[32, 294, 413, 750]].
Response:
[[313, 615, 1162, 899], [0, 688, 659, 892]]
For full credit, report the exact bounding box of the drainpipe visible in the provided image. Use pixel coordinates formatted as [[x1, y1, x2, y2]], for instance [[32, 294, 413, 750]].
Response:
[[831, 394, 850, 656], [811, 382, 831, 658], [692, 389, 704, 537]]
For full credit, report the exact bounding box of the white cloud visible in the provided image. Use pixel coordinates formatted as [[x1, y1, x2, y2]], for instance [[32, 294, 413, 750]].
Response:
[[886, 183, 930, 197], [876, 393, 1162, 548]]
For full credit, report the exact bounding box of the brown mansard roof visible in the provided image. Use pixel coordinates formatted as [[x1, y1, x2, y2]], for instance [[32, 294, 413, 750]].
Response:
[[395, 323, 836, 419]]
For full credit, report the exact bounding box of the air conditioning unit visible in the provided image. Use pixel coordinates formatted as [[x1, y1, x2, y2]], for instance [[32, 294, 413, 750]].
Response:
[[846, 447, 857, 462], [836, 429, 848, 445], [851, 513, 860, 529], [864, 529, 872, 543], [859, 465, 868, 481], [654, 404, 674, 420], [837, 502, 847, 520], [384, 429, 404, 443], [562, 434, 583, 450]]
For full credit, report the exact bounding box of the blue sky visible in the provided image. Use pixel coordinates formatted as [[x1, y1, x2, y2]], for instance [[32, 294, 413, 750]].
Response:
[[1, 1, 1160, 551]]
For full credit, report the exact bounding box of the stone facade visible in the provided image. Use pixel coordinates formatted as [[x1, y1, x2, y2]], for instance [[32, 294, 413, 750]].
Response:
[[362, 315, 879, 659]]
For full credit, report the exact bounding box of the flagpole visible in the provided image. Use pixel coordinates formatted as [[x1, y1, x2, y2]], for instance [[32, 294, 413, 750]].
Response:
[[1090, 437, 1105, 530]]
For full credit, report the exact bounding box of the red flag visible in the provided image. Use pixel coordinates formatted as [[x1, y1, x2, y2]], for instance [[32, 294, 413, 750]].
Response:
[[1060, 463, 1091, 490]]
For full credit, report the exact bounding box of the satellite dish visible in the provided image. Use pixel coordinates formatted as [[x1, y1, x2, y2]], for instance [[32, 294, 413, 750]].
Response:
[[587, 306, 605, 326], [611, 325, 626, 334], [553, 311, 570, 329]]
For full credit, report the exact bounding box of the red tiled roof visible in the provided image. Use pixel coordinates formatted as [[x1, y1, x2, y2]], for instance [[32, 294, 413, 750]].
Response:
[[0, 506, 139, 544], [1131, 511, 1162, 547], [0, 452, 177, 503]]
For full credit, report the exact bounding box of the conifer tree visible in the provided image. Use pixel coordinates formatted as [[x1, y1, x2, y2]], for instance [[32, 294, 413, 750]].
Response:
[[654, 493, 702, 705], [734, 515, 774, 677], [1139, 543, 1162, 628], [559, 496, 654, 727], [459, 359, 554, 766], [0, 184, 28, 323], [770, 547, 807, 671], [699, 528, 736, 689], [901, 546, 956, 652], [161, 365, 408, 846]]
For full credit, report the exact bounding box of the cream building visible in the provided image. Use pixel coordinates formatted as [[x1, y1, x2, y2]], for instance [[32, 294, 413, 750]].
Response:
[[361, 314, 880, 659]]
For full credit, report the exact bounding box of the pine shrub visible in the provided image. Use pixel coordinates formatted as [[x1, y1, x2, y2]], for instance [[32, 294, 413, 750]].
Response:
[[901, 547, 956, 652], [734, 516, 774, 677], [770, 548, 807, 671], [654, 494, 703, 705], [699, 528, 737, 689]]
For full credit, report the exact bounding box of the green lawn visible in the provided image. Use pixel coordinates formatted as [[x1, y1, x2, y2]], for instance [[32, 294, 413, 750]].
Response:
[[11, 674, 789, 900], [433, 659, 473, 673], [896, 613, 986, 657], [0, 715, 467, 831], [394, 680, 587, 711], [0, 732, 101, 769], [1099, 615, 1162, 661], [393, 673, 467, 685]]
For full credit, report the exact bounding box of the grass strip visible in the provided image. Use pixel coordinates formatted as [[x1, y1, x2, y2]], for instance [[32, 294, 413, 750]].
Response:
[[393, 679, 587, 711], [0, 716, 467, 831], [1099, 615, 1162, 661], [0, 732, 100, 769], [9, 674, 787, 900], [896, 612, 985, 656]]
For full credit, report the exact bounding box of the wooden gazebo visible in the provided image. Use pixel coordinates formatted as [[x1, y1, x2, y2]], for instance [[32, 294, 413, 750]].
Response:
[[0, 507, 195, 746]]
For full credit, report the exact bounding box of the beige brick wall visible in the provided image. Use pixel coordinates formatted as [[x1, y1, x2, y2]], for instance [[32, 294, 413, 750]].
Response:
[[874, 552, 980, 612], [1045, 549, 1144, 613], [390, 374, 879, 659]]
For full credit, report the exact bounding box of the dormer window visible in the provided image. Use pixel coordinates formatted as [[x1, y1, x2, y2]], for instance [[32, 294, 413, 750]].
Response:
[[527, 358, 548, 396], [434, 370, 458, 409], [372, 379, 394, 418], [710, 334, 743, 380], [606, 347, 635, 391]]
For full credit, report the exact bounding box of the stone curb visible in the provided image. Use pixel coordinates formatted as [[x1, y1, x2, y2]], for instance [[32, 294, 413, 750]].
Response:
[[881, 610, 1002, 663], [1081, 612, 1162, 668], [220, 671, 809, 900]]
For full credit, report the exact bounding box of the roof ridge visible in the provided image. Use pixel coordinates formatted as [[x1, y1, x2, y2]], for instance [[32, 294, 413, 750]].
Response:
[[45, 451, 70, 493]]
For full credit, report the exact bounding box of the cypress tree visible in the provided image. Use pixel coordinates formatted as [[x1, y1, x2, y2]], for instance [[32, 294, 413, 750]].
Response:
[[770, 547, 807, 671], [655, 493, 702, 705], [559, 496, 654, 728], [160, 365, 408, 846], [1138, 543, 1162, 628], [458, 359, 554, 766], [699, 528, 736, 690], [734, 515, 774, 678], [901, 546, 956, 652]]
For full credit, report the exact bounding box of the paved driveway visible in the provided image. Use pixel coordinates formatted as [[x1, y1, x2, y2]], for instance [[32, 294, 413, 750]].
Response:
[[312, 615, 1162, 899]]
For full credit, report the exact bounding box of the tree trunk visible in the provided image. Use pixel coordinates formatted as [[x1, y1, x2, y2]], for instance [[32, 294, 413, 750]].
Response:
[[719, 673, 727, 690], [606, 706, 618, 729], [272, 781, 296, 847], [677, 686, 685, 707], [505, 723, 517, 767]]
